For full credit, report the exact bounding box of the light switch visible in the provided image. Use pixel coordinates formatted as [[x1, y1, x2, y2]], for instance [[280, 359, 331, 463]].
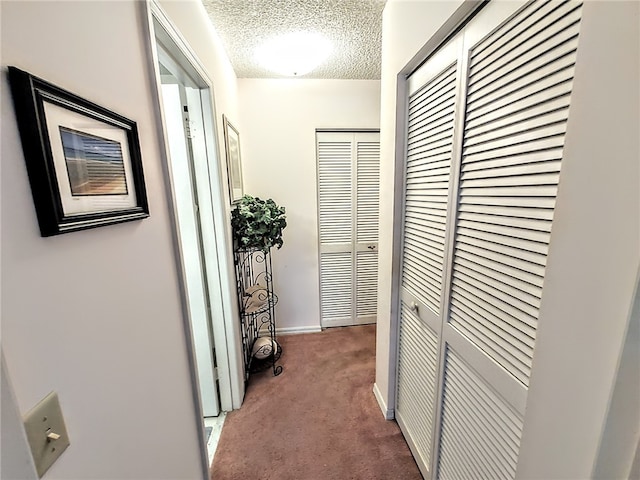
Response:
[[23, 392, 70, 477]]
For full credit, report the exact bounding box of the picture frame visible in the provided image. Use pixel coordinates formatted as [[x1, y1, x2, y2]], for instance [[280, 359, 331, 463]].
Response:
[[7, 66, 149, 236], [222, 114, 244, 204]]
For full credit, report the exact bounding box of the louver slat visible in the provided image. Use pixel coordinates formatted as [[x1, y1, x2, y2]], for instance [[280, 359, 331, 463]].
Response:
[[318, 141, 352, 245], [438, 351, 524, 480], [396, 302, 439, 469], [448, 0, 582, 390], [402, 62, 457, 315]]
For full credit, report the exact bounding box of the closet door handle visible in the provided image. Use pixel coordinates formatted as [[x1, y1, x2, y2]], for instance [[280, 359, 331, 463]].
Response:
[[367, 245, 376, 250], [410, 301, 419, 314]]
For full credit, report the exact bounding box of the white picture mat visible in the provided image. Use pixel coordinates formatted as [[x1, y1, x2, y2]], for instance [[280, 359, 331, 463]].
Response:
[[43, 101, 138, 216]]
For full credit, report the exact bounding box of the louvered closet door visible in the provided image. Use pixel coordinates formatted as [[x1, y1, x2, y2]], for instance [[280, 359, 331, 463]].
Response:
[[437, 2, 583, 479], [396, 36, 463, 477], [396, 1, 584, 479], [317, 131, 380, 328]]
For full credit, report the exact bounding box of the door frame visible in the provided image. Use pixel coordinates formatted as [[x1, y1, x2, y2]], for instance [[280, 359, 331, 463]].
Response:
[[141, 1, 244, 477]]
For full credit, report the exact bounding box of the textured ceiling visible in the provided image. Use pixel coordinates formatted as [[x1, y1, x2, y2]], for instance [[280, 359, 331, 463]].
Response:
[[201, 0, 387, 79]]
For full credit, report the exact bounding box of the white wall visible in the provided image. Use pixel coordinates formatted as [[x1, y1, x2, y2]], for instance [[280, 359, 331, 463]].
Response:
[[593, 276, 640, 479], [0, 0, 239, 478], [1, 352, 38, 479], [375, 0, 464, 416], [375, 0, 640, 476], [238, 79, 381, 331]]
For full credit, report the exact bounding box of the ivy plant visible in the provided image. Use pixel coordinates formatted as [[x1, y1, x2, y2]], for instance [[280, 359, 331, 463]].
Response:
[[231, 195, 287, 252]]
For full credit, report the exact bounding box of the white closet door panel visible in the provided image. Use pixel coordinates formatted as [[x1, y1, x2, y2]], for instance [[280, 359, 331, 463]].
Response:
[[447, 0, 583, 390], [396, 301, 439, 471], [394, 1, 585, 478], [397, 33, 463, 479], [437, 350, 524, 480], [433, 2, 583, 479], [356, 140, 380, 244], [402, 58, 458, 315], [318, 140, 352, 245]]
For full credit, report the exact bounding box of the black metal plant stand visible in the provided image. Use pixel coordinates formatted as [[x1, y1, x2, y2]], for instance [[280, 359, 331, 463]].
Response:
[[233, 247, 283, 381]]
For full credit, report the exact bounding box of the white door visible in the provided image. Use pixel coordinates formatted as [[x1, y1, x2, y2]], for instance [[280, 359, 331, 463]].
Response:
[[317, 131, 380, 328], [396, 1, 585, 477], [159, 52, 220, 417]]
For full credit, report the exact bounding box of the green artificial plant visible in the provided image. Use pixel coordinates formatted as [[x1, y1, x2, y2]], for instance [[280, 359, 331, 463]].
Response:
[[231, 195, 287, 252]]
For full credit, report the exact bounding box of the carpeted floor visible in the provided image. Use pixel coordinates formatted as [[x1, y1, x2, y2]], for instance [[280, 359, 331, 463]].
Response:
[[210, 325, 422, 480]]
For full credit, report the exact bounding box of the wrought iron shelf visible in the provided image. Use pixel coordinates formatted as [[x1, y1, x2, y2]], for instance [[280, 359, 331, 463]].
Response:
[[233, 247, 283, 380]]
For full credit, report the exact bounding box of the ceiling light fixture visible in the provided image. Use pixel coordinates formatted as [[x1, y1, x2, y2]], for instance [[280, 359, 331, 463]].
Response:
[[255, 32, 332, 77]]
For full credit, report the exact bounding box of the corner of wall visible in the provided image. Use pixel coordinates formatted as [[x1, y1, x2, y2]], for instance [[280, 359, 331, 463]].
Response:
[[373, 382, 395, 420]]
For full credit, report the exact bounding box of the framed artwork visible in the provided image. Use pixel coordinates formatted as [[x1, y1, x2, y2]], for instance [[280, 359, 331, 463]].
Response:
[[8, 66, 149, 236], [223, 114, 244, 204]]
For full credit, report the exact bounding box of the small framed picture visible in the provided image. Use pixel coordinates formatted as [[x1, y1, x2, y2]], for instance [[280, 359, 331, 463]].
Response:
[[223, 115, 244, 204], [8, 66, 149, 236]]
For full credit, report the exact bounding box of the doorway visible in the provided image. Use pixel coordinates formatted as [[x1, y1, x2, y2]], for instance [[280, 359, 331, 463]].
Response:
[[157, 49, 220, 418]]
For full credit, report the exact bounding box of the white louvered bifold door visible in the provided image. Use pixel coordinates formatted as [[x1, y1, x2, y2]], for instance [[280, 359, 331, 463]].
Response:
[[396, 36, 463, 477], [317, 131, 380, 328], [395, 1, 584, 479]]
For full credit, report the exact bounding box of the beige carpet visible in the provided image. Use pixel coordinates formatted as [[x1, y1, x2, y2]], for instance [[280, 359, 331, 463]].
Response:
[[211, 325, 422, 480]]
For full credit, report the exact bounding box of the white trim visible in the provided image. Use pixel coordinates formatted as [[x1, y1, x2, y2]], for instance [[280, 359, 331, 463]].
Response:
[[321, 317, 376, 329], [396, 410, 431, 476], [276, 325, 323, 336], [373, 382, 394, 420], [139, 4, 209, 480]]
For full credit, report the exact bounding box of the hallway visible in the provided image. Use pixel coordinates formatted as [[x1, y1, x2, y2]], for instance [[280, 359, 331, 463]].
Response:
[[211, 326, 421, 480]]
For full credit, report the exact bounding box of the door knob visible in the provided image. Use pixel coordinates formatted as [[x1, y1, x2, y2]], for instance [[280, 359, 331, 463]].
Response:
[[410, 301, 419, 313]]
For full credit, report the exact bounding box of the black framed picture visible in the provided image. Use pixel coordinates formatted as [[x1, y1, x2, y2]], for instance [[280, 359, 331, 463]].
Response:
[[8, 66, 149, 236]]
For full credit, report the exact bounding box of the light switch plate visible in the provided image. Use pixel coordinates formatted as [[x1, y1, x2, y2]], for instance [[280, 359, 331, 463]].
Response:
[[23, 392, 70, 477]]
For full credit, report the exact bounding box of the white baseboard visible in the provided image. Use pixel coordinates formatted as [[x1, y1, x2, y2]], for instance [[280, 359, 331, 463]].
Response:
[[373, 382, 394, 420], [321, 316, 377, 328], [276, 325, 322, 335]]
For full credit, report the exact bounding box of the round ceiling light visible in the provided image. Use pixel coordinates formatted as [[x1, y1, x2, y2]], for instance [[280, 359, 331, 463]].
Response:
[[256, 32, 332, 77]]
